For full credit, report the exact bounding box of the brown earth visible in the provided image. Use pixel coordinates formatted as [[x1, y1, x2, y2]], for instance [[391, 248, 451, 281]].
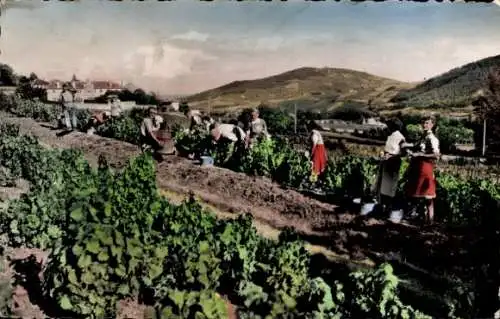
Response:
[[0, 113, 492, 318], [1, 114, 350, 236]]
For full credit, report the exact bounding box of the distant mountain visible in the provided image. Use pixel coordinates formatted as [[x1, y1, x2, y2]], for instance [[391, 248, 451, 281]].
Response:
[[186, 67, 412, 113], [391, 54, 500, 109]]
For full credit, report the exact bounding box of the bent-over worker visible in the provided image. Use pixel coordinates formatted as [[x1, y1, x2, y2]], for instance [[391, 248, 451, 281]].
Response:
[[210, 123, 247, 165], [85, 111, 111, 135], [140, 107, 164, 153]]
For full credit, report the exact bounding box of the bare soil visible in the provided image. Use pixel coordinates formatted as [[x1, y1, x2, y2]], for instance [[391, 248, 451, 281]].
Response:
[[0, 113, 491, 318], [1, 114, 347, 235]]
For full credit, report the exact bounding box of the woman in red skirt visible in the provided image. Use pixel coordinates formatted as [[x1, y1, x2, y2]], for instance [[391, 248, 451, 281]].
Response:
[[405, 116, 440, 224], [309, 129, 327, 182]]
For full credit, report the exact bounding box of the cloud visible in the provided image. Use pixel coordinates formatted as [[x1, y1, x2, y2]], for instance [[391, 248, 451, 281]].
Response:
[[254, 36, 285, 51], [171, 31, 210, 42], [122, 42, 217, 79]]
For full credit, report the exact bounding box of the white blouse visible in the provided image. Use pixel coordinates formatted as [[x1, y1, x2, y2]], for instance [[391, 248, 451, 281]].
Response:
[[218, 124, 246, 142], [419, 131, 440, 155], [110, 102, 123, 117], [250, 118, 270, 137], [140, 117, 161, 137], [311, 130, 324, 145], [384, 130, 405, 155]]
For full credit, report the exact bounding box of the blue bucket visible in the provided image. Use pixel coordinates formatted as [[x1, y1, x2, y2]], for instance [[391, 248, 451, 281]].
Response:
[[200, 156, 214, 167]]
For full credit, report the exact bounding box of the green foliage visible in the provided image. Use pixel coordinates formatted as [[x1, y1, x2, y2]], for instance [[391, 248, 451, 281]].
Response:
[[174, 129, 211, 157], [474, 67, 500, 152], [319, 155, 378, 199], [240, 138, 287, 177], [96, 115, 141, 145], [405, 122, 474, 153], [91, 89, 159, 105], [0, 93, 91, 127], [170, 126, 500, 227], [0, 63, 17, 86], [258, 106, 294, 134], [0, 128, 94, 249], [0, 124, 430, 318], [344, 263, 431, 318], [16, 75, 47, 101], [179, 102, 190, 114], [406, 124, 421, 142], [157, 289, 228, 319]]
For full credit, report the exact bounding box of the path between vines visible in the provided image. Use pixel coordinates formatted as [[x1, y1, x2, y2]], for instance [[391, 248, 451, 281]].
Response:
[[0, 113, 485, 317]]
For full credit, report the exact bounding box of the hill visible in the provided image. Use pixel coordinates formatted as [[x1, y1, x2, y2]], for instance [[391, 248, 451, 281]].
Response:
[[186, 67, 413, 114], [390, 54, 500, 110]]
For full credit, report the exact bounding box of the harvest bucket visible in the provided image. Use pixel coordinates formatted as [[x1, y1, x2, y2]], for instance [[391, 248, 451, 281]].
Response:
[[389, 209, 403, 223], [360, 202, 376, 216], [200, 156, 214, 167]]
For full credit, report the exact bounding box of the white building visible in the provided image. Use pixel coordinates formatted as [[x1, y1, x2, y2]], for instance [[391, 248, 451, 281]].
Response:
[[36, 78, 123, 102]]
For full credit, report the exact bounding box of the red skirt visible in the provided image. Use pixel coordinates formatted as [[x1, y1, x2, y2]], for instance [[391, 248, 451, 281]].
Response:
[[311, 144, 327, 176], [405, 158, 436, 199]]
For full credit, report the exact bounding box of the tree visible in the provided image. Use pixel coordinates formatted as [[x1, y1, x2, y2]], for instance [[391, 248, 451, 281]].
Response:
[[0, 63, 17, 86], [29, 72, 38, 81], [15, 75, 47, 101], [474, 68, 500, 152], [179, 102, 189, 114], [257, 105, 293, 134]]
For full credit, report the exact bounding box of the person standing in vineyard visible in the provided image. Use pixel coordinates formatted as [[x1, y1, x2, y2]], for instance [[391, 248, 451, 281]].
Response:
[[373, 118, 412, 215], [186, 109, 203, 131], [109, 95, 123, 118], [245, 108, 270, 147], [140, 107, 164, 156], [58, 84, 77, 131], [405, 116, 440, 225], [309, 127, 327, 182]]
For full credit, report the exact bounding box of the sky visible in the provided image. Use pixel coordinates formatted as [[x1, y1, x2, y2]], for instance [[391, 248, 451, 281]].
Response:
[[1, 1, 500, 95]]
